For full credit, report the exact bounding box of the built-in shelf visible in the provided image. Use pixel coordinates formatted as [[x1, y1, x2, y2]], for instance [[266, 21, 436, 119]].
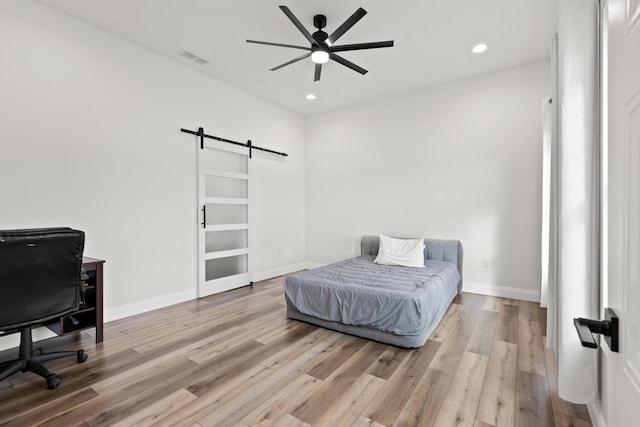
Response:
[[44, 256, 104, 343]]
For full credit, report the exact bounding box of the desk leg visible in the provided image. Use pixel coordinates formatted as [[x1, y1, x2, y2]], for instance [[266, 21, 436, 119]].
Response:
[[95, 262, 104, 343]]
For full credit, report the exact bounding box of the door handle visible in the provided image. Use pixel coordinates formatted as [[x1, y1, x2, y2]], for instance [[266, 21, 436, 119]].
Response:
[[573, 307, 619, 352], [202, 205, 207, 229]]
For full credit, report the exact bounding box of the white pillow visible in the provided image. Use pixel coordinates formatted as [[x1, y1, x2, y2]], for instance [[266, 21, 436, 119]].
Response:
[[374, 235, 425, 267]]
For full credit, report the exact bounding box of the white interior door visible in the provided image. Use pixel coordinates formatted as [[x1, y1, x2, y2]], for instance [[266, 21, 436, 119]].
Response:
[[604, 0, 640, 425], [197, 139, 251, 297]]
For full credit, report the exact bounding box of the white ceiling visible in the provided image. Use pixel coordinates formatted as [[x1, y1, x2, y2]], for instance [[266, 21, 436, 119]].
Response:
[[37, 0, 557, 116]]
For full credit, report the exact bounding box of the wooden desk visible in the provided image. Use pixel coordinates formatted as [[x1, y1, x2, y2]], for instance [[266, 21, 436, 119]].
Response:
[[45, 256, 105, 343]]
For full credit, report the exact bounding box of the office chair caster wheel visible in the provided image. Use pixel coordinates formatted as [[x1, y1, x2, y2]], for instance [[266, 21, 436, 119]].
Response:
[[77, 350, 88, 363], [46, 374, 60, 390]]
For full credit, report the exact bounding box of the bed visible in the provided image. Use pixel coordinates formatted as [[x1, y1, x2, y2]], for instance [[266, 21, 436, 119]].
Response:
[[283, 235, 463, 348]]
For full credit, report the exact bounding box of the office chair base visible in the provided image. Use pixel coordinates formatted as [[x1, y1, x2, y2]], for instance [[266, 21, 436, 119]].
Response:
[[45, 373, 60, 390], [0, 328, 88, 389], [77, 349, 88, 363]]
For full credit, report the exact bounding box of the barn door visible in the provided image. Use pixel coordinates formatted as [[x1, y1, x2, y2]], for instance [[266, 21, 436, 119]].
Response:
[[197, 138, 251, 297]]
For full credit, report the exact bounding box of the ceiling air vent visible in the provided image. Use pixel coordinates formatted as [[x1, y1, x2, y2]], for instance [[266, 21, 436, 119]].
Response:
[[177, 50, 210, 66]]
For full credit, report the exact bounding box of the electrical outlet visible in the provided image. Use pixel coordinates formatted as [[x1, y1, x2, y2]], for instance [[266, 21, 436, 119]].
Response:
[[482, 258, 489, 268]]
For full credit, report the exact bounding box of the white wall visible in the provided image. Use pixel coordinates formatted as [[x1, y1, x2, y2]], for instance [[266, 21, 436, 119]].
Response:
[[0, 0, 549, 322], [0, 0, 306, 321], [305, 60, 550, 301]]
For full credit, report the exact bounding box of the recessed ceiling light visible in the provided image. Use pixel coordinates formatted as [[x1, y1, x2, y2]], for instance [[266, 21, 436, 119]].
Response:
[[472, 43, 488, 54], [306, 93, 316, 100]]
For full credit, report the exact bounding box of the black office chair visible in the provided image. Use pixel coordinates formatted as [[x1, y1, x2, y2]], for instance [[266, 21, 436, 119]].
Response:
[[0, 227, 88, 389]]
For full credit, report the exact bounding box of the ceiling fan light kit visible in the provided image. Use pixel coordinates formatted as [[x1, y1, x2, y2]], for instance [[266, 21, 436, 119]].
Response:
[[311, 46, 329, 64], [247, 6, 394, 82]]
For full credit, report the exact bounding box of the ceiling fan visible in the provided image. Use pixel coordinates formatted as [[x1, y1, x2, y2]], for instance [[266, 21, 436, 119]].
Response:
[[247, 6, 394, 82]]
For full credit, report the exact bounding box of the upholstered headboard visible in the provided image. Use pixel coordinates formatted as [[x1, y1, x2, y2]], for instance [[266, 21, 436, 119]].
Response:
[[360, 235, 464, 292]]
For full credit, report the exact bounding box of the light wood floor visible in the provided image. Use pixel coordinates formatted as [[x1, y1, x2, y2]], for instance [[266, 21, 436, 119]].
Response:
[[0, 275, 592, 427]]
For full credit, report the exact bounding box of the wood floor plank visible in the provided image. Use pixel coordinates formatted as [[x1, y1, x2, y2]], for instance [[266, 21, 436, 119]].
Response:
[[110, 388, 197, 427], [0, 346, 139, 417], [271, 413, 311, 427], [452, 292, 487, 308], [517, 319, 547, 377], [196, 366, 315, 427], [304, 335, 368, 380], [352, 416, 387, 427], [518, 300, 540, 322], [253, 317, 302, 344], [429, 303, 479, 373], [153, 364, 276, 426], [186, 323, 315, 398], [291, 340, 387, 425], [185, 325, 267, 365], [261, 328, 348, 373], [0, 277, 592, 427], [392, 367, 452, 427], [432, 351, 489, 427], [553, 412, 593, 427], [0, 386, 99, 427], [495, 305, 519, 344], [363, 339, 441, 426], [33, 350, 202, 427], [366, 345, 411, 380], [515, 371, 554, 427], [430, 302, 463, 342], [482, 296, 503, 312], [476, 340, 517, 427], [232, 373, 321, 426], [89, 353, 196, 395], [466, 310, 499, 356], [538, 306, 548, 336], [312, 373, 386, 426], [83, 359, 202, 426]]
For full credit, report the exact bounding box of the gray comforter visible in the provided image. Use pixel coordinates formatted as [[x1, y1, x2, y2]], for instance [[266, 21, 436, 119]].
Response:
[[283, 255, 460, 339]]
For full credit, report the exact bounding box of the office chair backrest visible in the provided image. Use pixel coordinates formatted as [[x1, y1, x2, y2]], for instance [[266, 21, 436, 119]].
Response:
[[0, 227, 85, 330]]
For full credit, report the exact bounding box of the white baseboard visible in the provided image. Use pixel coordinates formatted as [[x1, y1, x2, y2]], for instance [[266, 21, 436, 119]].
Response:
[[104, 263, 310, 323], [462, 281, 540, 302], [252, 262, 311, 282], [104, 289, 197, 323]]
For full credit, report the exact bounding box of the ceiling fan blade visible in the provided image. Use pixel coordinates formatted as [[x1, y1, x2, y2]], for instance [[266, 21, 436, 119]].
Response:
[[327, 7, 367, 46], [279, 6, 316, 45], [270, 53, 311, 71], [329, 53, 368, 75], [330, 40, 394, 53], [314, 63, 322, 81], [247, 40, 310, 51]]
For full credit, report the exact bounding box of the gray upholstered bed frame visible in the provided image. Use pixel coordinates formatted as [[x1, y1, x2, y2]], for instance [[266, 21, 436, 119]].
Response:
[[285, 235, 464, 348], [360, 235, 464, 293]]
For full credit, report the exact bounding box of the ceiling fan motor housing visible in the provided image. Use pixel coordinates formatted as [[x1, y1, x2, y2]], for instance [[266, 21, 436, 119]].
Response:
[[313, 15, 328, 44], [313, 14, 326, 30]]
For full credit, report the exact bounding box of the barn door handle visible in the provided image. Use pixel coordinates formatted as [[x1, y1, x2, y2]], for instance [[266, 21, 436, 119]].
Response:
[[202, 205, 207, 229], [574, 307, 619, 352]]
